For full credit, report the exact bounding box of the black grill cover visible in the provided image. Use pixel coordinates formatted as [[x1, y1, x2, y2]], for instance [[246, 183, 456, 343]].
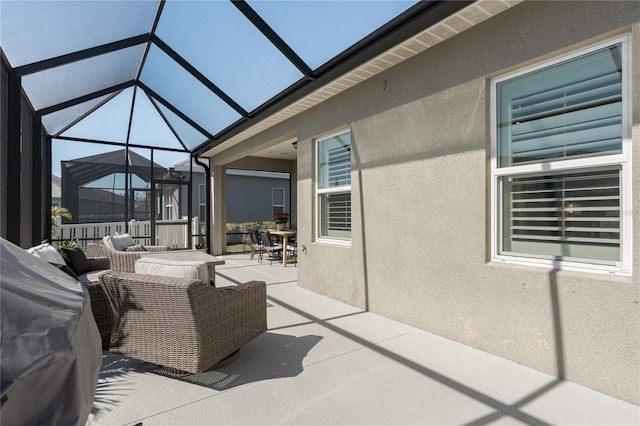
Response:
[[1, 238, 102, 425]]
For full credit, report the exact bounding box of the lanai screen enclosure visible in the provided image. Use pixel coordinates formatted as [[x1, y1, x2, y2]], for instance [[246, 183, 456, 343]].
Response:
[[4, 0, 639, 408]]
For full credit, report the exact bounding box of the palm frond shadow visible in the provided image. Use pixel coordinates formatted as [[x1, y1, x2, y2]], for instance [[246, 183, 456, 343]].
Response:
[[89, 352, 149, 417], [149, 332, 322, 391], [90, 284, 145, 417], [102, 284, 144, 350]]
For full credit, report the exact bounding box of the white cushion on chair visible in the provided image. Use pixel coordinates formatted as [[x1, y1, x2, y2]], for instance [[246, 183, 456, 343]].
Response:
[[27, 243, 65, 265], [77, 269, 109, 284], [104, 234, 135, 251], [135, 257, 210, 283], [102, 235, 115, 250]]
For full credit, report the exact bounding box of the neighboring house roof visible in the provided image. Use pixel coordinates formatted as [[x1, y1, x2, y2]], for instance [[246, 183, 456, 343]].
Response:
[[170, 159, 205, 174], [78, 187, 125, 205], [61, 149, 166, 187], [53, 174, 125, 204]]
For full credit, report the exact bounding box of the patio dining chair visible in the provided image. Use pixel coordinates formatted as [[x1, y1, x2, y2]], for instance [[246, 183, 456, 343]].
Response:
[[249, 229, 265, 262], [259, 230, 283, 266], [286, 239, 297, 267]]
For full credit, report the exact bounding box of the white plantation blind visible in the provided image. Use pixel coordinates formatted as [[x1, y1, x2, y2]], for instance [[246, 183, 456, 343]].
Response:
[[318, 131, 351, 189], [504, 168, 620, 262], [498, 44, 623, 167], [320, 193, 351, 238], [326, 146, 351, 187]]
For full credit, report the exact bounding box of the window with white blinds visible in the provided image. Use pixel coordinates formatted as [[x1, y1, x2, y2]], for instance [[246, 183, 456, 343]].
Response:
[[492, 37, 630, 273], [319, 193, 351, 239], [317, 130, 351, 241], [497, 44, 623, 167]]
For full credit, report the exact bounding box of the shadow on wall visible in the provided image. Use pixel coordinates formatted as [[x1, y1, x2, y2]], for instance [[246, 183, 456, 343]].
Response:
[[549, 261, 565, 380], [351, 137, 370, 312], [464, 262, 567, 424]]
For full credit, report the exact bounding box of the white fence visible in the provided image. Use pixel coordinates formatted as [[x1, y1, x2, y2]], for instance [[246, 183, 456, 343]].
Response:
[[57, 218, 201, 250]]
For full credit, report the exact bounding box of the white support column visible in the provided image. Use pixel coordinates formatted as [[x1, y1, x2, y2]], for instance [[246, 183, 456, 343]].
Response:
[[211, 165, 227, 255]]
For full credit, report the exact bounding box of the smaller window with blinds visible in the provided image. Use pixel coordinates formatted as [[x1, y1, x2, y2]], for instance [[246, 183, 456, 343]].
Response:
[[316, 129, 351, 242], [491, 36, 631, 274]]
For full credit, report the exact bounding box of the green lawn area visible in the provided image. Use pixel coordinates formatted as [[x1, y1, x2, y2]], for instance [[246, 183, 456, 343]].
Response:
[[226, 244, 249, 253]]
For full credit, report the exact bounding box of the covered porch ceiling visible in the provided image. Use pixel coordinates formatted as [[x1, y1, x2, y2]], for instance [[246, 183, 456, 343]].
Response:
[[1, 0, 521, 161]]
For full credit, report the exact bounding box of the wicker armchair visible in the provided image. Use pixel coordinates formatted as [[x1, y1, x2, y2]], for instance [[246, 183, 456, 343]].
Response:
[[87, 241, 169, 273], [99, 271, 267, 373]]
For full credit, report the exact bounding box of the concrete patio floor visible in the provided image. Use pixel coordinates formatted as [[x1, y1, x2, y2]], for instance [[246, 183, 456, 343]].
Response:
[[87, 253, 639, 426]]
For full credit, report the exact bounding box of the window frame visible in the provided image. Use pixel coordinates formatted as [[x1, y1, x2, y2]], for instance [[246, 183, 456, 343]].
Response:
[[490, 35, 632, 275], [164, 187, 173, 220], [315, 128, 352, 245]]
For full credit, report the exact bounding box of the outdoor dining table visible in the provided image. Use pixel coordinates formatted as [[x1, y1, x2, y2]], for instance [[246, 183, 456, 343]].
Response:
[[268, 229, 297, 267]]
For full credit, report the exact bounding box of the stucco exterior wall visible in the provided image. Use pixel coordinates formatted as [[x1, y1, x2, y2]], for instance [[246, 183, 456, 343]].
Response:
[[304, 1, 640, 404], [214, 1, 640, 404]]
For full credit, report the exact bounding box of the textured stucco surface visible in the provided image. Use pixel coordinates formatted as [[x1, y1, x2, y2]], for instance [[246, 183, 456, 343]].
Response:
[[212, 1, 640, 404]]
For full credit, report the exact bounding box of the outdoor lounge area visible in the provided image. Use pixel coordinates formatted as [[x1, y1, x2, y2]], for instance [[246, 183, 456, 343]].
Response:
[[87, 253, 639, 425], [2, 0, 639, 423]]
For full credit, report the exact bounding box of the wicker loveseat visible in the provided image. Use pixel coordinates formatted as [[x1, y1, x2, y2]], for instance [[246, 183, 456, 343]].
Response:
[[52, 253, 113, 349], [99, 270, 267, 373], [26, 242, 113, 348], [87, 241, 169, 273]]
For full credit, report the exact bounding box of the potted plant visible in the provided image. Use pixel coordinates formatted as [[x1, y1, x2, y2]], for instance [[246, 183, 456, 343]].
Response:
[[51, 205, 72, 239], [57, 239, 78, 251], [274, 212, 289, 231]]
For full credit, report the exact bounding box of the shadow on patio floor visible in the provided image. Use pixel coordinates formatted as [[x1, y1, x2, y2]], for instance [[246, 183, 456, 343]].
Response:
[[96, 331, 322, 395]]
